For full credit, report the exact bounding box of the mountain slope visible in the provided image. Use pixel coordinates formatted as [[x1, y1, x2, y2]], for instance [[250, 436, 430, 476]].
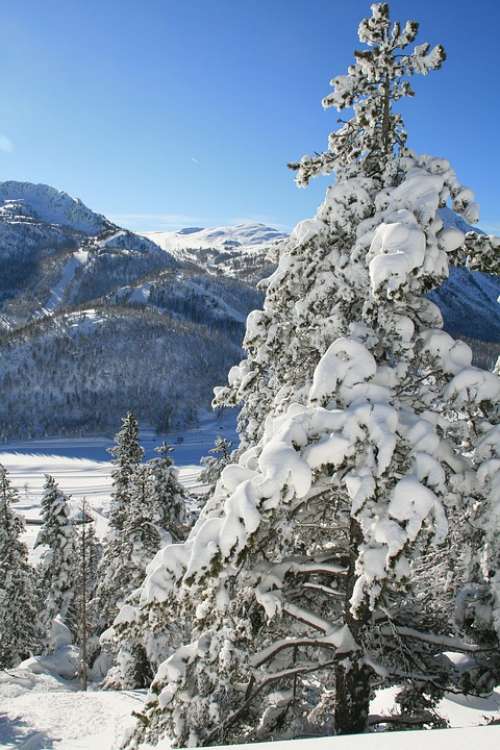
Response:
[[429, 208, 500, 342], [0, 306, 241, 439], [430, 266, 500, 342]]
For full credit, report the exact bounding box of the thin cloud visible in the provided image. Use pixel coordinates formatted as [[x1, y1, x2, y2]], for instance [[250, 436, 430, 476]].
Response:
[[108, 212, 207, 232], [0, 134, 14, 153], [191, 157, 200, 165], [109, 211, 291, 234]]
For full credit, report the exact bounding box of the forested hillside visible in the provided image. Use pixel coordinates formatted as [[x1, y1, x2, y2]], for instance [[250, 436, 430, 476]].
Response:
[[0, 306, 243, 439], [0, 183, 265, 438]]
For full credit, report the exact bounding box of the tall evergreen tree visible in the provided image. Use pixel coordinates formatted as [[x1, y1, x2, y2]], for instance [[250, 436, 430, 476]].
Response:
[[108, 411, 144, 531], [101, 446, 193, 688], [0, 464, 40, 668], [74, 504, 102, 685], [125, 4, 500, 748], [36, 474, 77, 644], [94, 412, 144, 632]]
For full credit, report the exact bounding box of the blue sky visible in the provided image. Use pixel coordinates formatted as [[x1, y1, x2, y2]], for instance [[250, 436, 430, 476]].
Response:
[[1, 0, 499, 233]]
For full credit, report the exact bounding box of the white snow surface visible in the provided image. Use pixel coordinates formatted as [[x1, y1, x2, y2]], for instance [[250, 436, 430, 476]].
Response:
[[197, 726, 500, 750], [0, 668, 499, 750], [0, 670, 143, 749]]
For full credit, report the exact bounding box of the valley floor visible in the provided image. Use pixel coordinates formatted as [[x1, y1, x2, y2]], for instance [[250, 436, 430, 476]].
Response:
[[1, 412, 500, 749]]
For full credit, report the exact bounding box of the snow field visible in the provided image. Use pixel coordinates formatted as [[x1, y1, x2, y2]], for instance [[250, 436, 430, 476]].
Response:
[[0, 671, 144, 750], [0, 411, 237, 562], [1, 670, 499, 750], [192, 726, 500, 750]]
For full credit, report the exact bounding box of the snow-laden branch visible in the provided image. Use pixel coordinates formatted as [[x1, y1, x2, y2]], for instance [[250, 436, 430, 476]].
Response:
[[252, 636, 339, 668], [381, 624, 489, 652], [303, 582, 344, 598], [282, 601, 332, 633]]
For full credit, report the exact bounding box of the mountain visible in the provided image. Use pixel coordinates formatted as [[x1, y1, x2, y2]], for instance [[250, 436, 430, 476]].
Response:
[[0, 183, 262, 439], [0, 181, 175, 328], [0, 181, 108, 233], [143, 223, 286, 283]]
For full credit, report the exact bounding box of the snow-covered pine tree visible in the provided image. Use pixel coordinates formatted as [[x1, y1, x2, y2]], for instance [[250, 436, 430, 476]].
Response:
[[124, 465, 163, 585], [0, 464, 40, 668], [74, 503, 102, 685], [147, 442, 190, 541], [99, 466, 162, 687], [108, 411, 144, 531], [200, 435, 233, 492], [451, 347, 500, 665], [94, 412, 144, 632], [101, 446, 193, 688], [36, 474, 77, 644], [125, 4, 500, 747]]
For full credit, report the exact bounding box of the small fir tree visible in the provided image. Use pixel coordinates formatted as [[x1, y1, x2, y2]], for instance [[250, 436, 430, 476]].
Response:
[[94, 412, 144, 631], [147, 443, 190, 541], [200, 435, 233, 492], [108, 411, 144, 531], [0, 464, 40, 667], [36, 474, 77, 644]]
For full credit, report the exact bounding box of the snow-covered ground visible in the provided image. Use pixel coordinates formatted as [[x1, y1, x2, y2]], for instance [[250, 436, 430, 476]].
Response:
[[1, 669, 499, 750], [0, 671, 143, 750]]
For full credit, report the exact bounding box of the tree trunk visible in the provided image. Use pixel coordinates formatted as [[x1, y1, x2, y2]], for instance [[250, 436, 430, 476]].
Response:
[[335, 517, 371, 734], [335, 659, 372, 733]]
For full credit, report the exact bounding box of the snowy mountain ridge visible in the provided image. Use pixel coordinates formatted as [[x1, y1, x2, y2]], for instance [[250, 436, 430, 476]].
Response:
[[145, 222, 287, 253], [144, 222, 286, 282], [0, 180, 109, 234]]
